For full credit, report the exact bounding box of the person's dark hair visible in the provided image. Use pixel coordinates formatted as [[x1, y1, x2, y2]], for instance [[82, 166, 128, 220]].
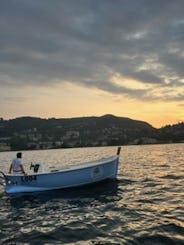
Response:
[[16, 152, 22, 158]]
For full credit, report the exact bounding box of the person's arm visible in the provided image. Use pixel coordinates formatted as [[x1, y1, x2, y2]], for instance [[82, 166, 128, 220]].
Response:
[[20, 164, 27, 175], [9, 164, 13, 174]]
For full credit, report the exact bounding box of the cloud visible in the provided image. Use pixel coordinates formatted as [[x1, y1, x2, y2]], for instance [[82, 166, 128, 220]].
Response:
[[178, 103, 184, 107], [1, 96, 28, 103], [0, 0, 184, 102]]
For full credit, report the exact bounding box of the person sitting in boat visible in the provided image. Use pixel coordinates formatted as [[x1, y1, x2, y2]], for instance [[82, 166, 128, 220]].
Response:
[[9, 152, 27, 175]]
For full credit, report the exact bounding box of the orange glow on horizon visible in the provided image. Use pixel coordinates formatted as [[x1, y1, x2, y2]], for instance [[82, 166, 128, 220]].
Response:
[[1, 81, 183, 129]]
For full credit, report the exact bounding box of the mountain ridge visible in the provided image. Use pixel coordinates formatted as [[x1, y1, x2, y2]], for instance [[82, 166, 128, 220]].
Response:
[[0, 115, 183, 151]]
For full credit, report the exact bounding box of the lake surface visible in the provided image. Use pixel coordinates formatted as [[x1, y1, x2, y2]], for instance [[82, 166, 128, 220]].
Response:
[[0, 144, 184, 244]]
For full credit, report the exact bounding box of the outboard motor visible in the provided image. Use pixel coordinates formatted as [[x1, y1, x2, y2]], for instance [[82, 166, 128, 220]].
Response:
[[30, 162, 44, 173]]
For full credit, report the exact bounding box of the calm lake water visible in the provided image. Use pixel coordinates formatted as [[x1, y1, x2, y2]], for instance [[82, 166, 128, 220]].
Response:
[[0, 144, 184, 245]]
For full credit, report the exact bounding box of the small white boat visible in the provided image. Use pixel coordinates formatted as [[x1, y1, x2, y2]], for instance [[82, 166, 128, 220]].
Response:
[[0, 147, 121, 194]]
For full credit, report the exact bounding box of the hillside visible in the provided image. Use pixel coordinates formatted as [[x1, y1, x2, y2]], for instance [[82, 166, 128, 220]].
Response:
[[0, 115, 183, 151], [157, 122, 184, 143]]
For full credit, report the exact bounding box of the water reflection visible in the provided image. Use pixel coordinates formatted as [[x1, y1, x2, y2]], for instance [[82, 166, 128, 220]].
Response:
[[8, 179, 119, 209], [0, 144, 184, 244]]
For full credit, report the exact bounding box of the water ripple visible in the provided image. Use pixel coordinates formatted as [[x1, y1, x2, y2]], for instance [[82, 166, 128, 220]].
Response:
[[0, 144, 184, 244]]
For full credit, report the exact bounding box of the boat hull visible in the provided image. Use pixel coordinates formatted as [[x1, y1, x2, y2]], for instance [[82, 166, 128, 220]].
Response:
[[5, 155, 119, 194]]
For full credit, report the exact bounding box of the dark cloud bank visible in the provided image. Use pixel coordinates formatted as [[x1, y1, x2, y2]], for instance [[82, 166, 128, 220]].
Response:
[[0, 0, 184, 102]]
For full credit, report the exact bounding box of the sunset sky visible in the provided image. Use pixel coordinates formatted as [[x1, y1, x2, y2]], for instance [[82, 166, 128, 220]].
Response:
[[0, 0, 184, 128]]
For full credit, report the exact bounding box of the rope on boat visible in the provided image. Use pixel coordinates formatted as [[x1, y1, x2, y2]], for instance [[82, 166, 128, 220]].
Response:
[[0, 171, 8, 186]]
